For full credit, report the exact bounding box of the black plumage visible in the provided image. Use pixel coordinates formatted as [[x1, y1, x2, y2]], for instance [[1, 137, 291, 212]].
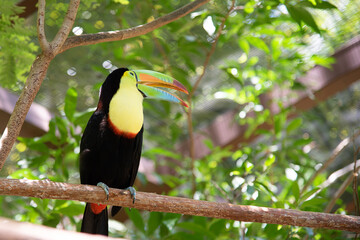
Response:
[[80, 68, 143, 235]]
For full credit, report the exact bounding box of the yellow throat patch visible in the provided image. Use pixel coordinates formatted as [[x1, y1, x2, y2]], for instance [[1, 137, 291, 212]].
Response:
[[108, 71, 144, 136]]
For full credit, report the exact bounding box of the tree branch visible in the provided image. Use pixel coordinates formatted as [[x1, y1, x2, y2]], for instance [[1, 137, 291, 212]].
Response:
[[319, 159, 360, 190], [0, 178, 359, 233], [59, 0, 210, 53], [301, 129, 360, 194], [37, 0, 49, 51], [325, 173, 354, 213], [0, 54, 52, 169], [187, 0, 235, 195], [50, 0, 80, 54]]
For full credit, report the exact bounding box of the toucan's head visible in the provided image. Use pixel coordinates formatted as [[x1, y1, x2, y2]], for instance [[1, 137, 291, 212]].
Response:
[[98, 68, 188, 112], [98, 68, 188, 137]]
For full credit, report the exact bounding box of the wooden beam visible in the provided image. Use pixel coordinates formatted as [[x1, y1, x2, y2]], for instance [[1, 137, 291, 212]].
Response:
[[0, 87, 52, 138], [17, 0, 38, 19], [0, 217, 121, 240]]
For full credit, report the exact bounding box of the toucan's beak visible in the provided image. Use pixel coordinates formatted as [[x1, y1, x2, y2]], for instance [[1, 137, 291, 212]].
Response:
[[134, 70, 189, 107]]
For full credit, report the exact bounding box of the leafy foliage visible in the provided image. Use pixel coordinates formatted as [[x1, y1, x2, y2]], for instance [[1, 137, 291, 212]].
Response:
[[1, 0, 359, 239], [0, 0, 38, 90]]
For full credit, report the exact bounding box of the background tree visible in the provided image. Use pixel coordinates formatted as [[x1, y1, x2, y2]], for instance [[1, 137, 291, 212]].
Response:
[[0, 0, 359, 239]]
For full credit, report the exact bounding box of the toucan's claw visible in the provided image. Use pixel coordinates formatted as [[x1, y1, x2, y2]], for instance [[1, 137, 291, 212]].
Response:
[[125, 186, 136, 204], [97, 182, 110, 200]]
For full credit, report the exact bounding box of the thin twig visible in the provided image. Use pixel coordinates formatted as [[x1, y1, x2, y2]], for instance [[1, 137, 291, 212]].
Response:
[[353, 146, 360, 216], [324, 159, 360, 213], [37, 0, 49, 51], [60, 0, 210, 53], [50, 0, 80, 54], [152, 33, 171, 72], [0, 54, 52, 170], [324, 173, 354, 213], [301, 129, 360, 195], [189, 0, 234, 96], [0, 178, 359, 233], [319, 159, 360, 190], [187, 0, 236, 195]]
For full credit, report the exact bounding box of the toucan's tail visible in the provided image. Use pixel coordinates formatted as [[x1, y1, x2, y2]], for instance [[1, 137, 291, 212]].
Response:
[[81, 203, 108, 236]]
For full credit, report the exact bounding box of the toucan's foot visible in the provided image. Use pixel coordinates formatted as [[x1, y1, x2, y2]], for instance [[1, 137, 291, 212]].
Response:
[[125, 186, 136, 204], [97, 182, 110, 200]]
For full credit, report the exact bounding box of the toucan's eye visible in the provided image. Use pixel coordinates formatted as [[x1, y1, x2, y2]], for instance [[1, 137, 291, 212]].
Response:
[[130, 72, 134, 76]]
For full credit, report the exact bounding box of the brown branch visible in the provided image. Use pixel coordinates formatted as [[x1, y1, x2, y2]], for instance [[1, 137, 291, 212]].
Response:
[[37, 0, 49, 51], [301, 129, 360, 195], [323, 159, 360, 213], [0, 54, 52, 169], [0, 217, 122, 240], [0, 178, 359, 233], [152, 33, 171, 72], [50, 0, 80, 54], [353, 146, 360, 216], [325, 173, 354, 213], [59, 0, 210, 53], [319, 159, 360, 190], [189, 0, 235, 96]]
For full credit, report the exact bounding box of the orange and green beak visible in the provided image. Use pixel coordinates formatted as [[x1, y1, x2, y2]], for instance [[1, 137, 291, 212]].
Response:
[[134, 70, 189, 107]]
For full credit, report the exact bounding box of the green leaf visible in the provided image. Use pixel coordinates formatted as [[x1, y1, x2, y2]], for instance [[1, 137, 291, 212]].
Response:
[[292, 81, 307, 90], [203, 139, 214, 149], [54, 116, 68, 144], [143, 147, 181, 160], [265, 153, 276, 168], [299, 1, 337, 9], [271, 38, 282, 61], [245, 36, 270, 54], [244, 161, 254, 173], [64, 87, 78, 121], [292, 181, 300, 201], [166, 232, 199, 240], [286, 5, 321, 33], [55, 202, 84, 216], [286, 118, 303, 133], [254, 181, 277, 198], [209, 219, 226, 235], [161, 213, 181, 232], [177, 222, 217, 239], [274, 115, 283, 135], [125, 208, 145, 233], [311, 55, 335, 68], [293, 138, 312, 147], [300, 187, 321, 203], [10, 169, 39, 180], [43, 214, 61, 227], [238, 38, 250, 55], [244, 1, 255, 14], [300, 197, 327, 210], [265, 224, 283, 238], [148, 212, 162, 235]]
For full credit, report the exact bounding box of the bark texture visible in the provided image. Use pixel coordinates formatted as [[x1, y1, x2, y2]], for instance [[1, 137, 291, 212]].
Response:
[[0, 178, 359, 233]]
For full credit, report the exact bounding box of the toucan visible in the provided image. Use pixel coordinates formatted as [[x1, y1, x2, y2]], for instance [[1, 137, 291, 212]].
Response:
[[79, 68, 188, 235]]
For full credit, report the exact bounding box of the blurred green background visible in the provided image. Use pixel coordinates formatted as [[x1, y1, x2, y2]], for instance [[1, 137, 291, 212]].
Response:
[[1, 0, 360, 239]]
